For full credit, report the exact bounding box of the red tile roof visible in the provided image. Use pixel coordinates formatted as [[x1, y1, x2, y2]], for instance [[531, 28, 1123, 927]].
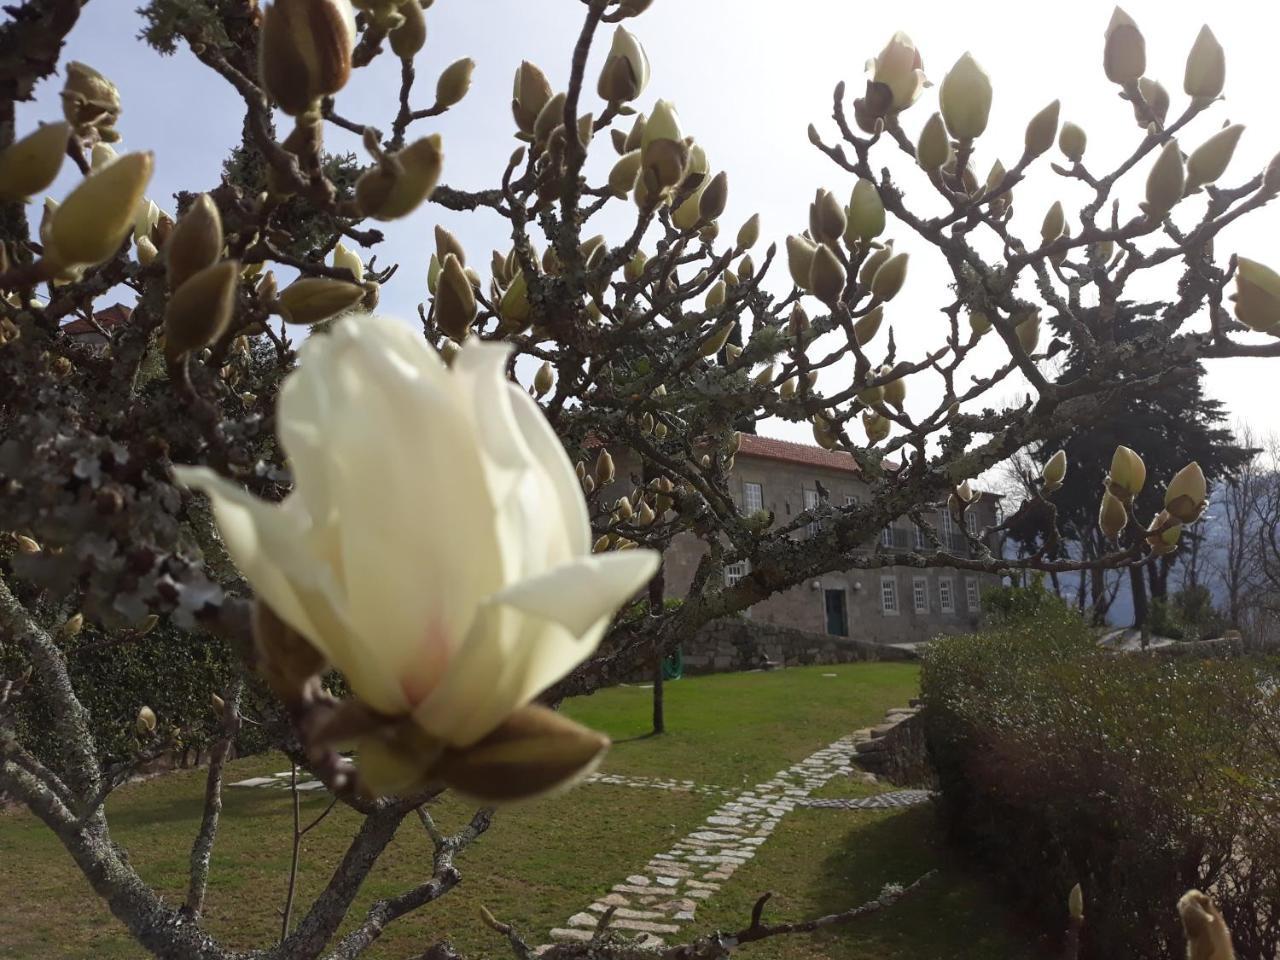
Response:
[[738, 434, 863, 474], [62, 303, 131, 336]]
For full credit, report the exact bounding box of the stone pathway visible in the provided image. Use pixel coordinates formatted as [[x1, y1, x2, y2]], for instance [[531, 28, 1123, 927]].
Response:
[[799, 789, 933, 809], [545, 731, 917, 949]]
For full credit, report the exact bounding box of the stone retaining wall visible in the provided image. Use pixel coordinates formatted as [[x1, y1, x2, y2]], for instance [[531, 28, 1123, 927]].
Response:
[[678, 618, 915, 675], [851, 701, 932, 787]]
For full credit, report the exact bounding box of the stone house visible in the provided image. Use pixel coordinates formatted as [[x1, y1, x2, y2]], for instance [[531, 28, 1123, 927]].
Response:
[[634, 435, 1003, 647]]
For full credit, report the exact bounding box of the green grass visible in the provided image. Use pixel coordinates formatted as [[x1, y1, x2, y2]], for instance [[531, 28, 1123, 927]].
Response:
[[0, 662, 1046, 959]]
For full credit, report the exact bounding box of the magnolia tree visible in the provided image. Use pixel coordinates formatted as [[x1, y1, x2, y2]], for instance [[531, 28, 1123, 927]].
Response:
[[0, 0, 1275, 957]]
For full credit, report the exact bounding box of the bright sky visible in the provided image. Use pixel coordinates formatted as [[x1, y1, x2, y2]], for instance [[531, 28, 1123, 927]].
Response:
[[17, 0, 1280, 448]]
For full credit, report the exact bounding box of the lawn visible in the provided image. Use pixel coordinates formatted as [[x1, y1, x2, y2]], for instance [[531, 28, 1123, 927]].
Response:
[[0, 662, 1047, 959]]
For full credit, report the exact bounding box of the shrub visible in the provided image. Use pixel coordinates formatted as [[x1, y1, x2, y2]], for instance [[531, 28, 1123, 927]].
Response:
[[922, 608, 1280, 959], [979, 573, 1070, 624]]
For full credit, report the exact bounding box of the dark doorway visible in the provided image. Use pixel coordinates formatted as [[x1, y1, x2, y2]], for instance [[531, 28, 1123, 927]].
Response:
[[824, 588, 849, 636]]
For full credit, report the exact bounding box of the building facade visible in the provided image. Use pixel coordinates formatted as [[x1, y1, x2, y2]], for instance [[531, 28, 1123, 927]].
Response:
[[652, 435, 1002, 645]]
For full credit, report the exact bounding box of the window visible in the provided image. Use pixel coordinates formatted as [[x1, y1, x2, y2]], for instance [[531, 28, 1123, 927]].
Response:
[[965, 510, 979, 536], [939, 576, 955, 613], [880, 524, 895, 548], [743, 481, 763, 514], [940, 509, 956, 540], [724, 559, 751, 587], [965, 576, 980, 611], [844, 494, 860, 508], [912, 576, 930, 614], [914, 524, 927, 549], [880, 576, 899, 615], [804, 487, 821, 538]]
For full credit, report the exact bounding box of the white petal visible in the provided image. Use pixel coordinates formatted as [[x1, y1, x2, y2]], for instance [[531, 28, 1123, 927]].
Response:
[[491, 551, 659, 637]]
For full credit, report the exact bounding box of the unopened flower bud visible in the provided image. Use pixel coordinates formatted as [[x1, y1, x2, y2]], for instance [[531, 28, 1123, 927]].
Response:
[[435, 57, 475, 109], [355, 134, 444, 221], [1059, 121, 1087, 162], [809, 188, 847, 246], [499, 270, 532, 331], [331, 241, 364, 284], [1184, 26, 1225, 103], [277, 275, 364, 325], [167, 193, 223, 292], [1134, 77, 1170, 129], [1098, 490, 1128, 540], [700, 320, 734, 357], [16, 534, 40, 554], [786, 234, 817, 291], [916, 112, 952, 172], [753, 363, 776, 386], [389, 0, 426, 58], [435, 253, 477, 341], [258, 0, 354, 116], [0, 122, 70, 202], [1043, 449, 1068, 488], [854, 305, 884, 345], [1144, 139, 1185, 218], [846, 178, 885, 245], [50, 151, 153, 268], [594, 448, 616, 487], [61, 62, 120, 141], [512, 61, 553, 134], [809, 243, 846, 305], [1185, 124, 1243, 193], [1103, 7, 1145, 85], [1107, 445, 1146, 502], [624, 251, 647, 282], [858, 240, 893, 287], [780, 376, 797, 399], [1041, 200, 1066, 243], [1068, 884, 1084, 921], [699, 171, 729, 223], [1164, 462, 1207, 523], [534, 361, 555, 397], [939, 52, 992, 141], [870, 251, 909, 301], [812, 414, 839, 450], [705, 280, 726, 309], [136, 236, 158, 265], [1024, 99, 1060, 158], [1146, 511, 1182, 556], [136, 705, 157, 736], [1015, 312, 1041, 354], [1178, 890, 1234, 960], [1231, 257, 1280, 334], [969, 311, 992, 337], [60, 612, 84, 637], [737, 213, 760, 250], [608, 149, 642, 197], [597, 26, 650, 102], [883, 370, 907, 411], [863, 409, 891, 443], [163, 260, 241, 362]]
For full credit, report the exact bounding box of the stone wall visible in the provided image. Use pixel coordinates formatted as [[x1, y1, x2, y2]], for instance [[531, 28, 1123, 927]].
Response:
[[678, 617, 916, 675], [852, 703, 932, 787]]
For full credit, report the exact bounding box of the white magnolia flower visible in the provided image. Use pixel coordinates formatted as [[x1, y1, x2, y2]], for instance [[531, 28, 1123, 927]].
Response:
[[176, 315, 659, 747]]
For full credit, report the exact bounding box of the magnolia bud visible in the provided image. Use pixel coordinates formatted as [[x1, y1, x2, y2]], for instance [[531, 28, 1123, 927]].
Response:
[[1041, 200, 1066, 243], [0, 122, 70, 202], [700, 321, 734, 357], [136, 236, 158, 265], [389, 0, 426, 58], [854, 305, 884, 345], [1024, 100, 1061, 159], [533, 361, 555, 397], [883, 370, 907, 411], [167, 194, 223, 292], [785, 235, 817, 291], [812, 415, 839, 450], [1164, 462, 1207, 524], [1184, 27, 1225, 103], [138, 614, 159, 636], [435, 253, 476, 341], [809, 243, 846, 305], [624, 251, 647, 282], [969, 311, 992, 337], [331, 241, 364, 285], [863, 409, 890, 443], [593, 449, 615, 488], [1098, 490, 1128, 540], [1068, 884, 1085, 921], [355, 134, 444, 221], [597, 26, 650, 102], [705, 281, 726, 309], [939, 52, 992, 141], [499, 270, 532, 331], [788, 304, 810, 338], [431, 704, 609, 803], [1043, 449, 1068, 488], [699, 171, 729, 223], [1015, 312, 1041, 354], [846, 178, 885, 246], [809, 188, 847, 245], [61, 62, 120, 141], [60, 612, 84, 638], [1185, 124, 1243, 193], [1103, 7, 1145, 85], [1135, 77, 1170, 128], [258, 0, 354, 116], [752, 364, 776, 387], [1107, 445, 1147, 502], [16, 535, 40, 554], [278, 276, 364, 325], [164, 260, 241, 361], [512, 62, 553, 134], [50, 152, 153, 268], [608, 149, 642, 197], [136, 705, 157, 736], [1178, 890, 1234, 960], [916, 112, 952, 172], [859, 240, 893, 287], [870, 251, 909, 301], [736, 213, 760, 250], [1146, 511, 1182, 556], [871, 32, 927, 111], [1231, 257, 1280, 334], [436, 58, 475, 109], [1059, 121, 1087, 162], [780, 376, 797, 399], [1144, 140, 1185, 218]]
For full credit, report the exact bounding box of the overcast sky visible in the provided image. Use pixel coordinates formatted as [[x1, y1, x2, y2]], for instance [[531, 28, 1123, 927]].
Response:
[[17, 0, 1280, 451]]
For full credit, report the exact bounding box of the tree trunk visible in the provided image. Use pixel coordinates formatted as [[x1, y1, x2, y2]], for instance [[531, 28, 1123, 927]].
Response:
[[649, 563, 666, 736], [1130, 564, 1149, 639]]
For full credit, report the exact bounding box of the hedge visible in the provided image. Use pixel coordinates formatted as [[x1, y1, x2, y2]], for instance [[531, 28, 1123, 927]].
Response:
[[921, 605, 1280, 959]]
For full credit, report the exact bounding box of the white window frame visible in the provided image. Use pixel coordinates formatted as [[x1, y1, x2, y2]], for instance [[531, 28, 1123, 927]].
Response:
[[804, 487, 821, 538], [939, 576, 955, 614], [743, 481, 763, 515], [912, 576, 930, 614], [880, 576, 899, 615], [965, 576, 980, 611], [965, 510, 979, 536], [914, 523, 927, 549], [880, 524, 895, 548], [844, 494, 859, 508], [724, 559, 751, 587], [940, 509, 956, 540]]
